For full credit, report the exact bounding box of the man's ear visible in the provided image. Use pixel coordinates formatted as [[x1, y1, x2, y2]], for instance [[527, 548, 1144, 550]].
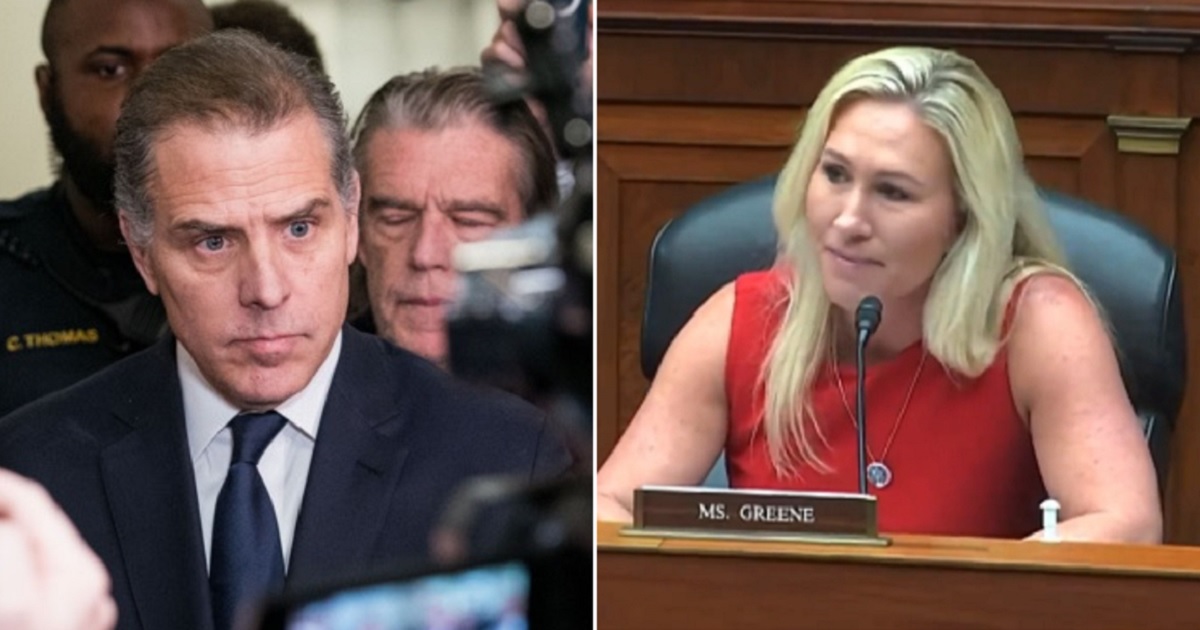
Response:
[[344, 169, 361, 266], [118, 212, 159, 295], [35, 64, 52, 120]]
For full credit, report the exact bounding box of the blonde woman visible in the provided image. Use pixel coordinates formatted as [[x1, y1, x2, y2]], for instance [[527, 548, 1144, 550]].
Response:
[[596, 47, 1161, 543]]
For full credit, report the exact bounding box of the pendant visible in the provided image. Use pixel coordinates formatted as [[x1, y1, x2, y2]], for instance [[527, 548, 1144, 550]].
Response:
[[866, 461, 892, 489]]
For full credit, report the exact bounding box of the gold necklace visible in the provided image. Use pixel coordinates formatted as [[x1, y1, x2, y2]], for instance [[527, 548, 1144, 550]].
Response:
[[830, 339, 927, 489]]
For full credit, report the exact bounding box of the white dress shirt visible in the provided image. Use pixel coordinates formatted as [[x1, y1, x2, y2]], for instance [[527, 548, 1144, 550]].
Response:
[[181, 332, 342, 572]]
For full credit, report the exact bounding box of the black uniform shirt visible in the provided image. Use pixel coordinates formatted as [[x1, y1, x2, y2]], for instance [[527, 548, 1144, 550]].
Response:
[[0, 183, 166, 417]]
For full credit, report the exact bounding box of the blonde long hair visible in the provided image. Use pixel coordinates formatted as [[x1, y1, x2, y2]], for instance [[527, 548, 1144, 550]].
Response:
[[762, 47, 1077, 476]]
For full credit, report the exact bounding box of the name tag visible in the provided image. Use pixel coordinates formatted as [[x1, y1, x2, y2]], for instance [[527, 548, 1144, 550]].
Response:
[[625, 485, 886, 546], [6, 328, 100, 352]]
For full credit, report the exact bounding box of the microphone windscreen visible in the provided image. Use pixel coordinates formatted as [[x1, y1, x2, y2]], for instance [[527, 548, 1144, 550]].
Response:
[[855, 295, 883, 334]]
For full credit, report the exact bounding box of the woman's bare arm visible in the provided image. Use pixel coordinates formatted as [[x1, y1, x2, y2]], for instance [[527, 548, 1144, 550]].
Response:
[[596, 283, 736, 522], [1009, 274, 1161, 544]]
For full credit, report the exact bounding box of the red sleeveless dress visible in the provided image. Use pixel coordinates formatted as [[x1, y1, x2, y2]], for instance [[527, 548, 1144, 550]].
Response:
[[724, 270, 1045, 538]]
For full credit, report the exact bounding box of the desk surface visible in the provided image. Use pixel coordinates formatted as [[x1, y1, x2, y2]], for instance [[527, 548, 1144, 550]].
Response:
[[598, 522, 1200, 629], [598, 520, 1200, 579]]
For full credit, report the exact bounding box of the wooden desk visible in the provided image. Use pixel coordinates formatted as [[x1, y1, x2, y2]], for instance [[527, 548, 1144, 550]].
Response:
[[597, 521, 1200, 629]]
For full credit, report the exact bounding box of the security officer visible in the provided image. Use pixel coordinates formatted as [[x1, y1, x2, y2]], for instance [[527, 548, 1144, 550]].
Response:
[[0, 0, 211, 417]]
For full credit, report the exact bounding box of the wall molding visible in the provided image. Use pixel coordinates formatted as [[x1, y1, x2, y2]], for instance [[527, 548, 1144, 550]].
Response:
[[1106, 115, 1192, 155]]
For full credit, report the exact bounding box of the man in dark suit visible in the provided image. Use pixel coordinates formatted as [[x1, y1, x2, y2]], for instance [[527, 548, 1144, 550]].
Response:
[[0, 30, 574, 630]]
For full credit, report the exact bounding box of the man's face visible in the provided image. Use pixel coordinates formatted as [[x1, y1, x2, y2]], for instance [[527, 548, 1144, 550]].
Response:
[[122, 113, 359, 410], [357, 122, 524, 366], [38, 0, 209, 210]]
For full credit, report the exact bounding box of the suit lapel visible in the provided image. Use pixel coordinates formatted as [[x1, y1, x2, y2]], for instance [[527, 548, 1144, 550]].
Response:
[[287, 328, 411, 587], [101, 338, 212, 630]]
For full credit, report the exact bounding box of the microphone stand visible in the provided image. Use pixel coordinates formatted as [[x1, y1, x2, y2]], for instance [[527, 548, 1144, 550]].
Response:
[[854, 296, 882, 495], [856, 326, 869, 496]]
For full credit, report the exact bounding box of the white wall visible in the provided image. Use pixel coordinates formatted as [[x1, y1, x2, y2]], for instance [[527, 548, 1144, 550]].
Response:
[[0, 0, 55, 200], [0, 0, 500, 199]]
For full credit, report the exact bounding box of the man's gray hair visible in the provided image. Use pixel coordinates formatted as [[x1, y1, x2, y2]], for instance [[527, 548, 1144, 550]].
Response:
[[349, 67, 558, 218], [114, 29, 354, 246]]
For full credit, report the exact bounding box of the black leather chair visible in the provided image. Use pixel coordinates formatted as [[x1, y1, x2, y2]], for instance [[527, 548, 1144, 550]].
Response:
[[641, 174, 1185, 489]]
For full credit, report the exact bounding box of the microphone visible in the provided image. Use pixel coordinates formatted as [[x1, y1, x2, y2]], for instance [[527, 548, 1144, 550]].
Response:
[[854, 296, 883, 495]]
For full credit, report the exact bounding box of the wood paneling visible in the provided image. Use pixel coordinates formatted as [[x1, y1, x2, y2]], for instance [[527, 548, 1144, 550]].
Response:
[[596, 2, 1200, 543], [1171, 119, 1200, 542], [597, 155, 621, 466], [599, 0, 1200, 34]]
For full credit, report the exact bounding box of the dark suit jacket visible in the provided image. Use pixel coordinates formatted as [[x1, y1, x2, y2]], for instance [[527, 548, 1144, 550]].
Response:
[[0, 326, 574, 630]]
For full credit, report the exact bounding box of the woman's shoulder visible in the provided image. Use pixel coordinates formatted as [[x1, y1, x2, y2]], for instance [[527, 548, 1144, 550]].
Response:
[[1007, 270, 1099, 333], [680, 272, 770, 364], [735, 267, 785, 290], [1004, 269, 1110, 382], [731, 267, 789, 310]]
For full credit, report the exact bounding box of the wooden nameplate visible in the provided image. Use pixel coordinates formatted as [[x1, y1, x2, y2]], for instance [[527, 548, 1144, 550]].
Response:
[[623, 485, 888, 546]]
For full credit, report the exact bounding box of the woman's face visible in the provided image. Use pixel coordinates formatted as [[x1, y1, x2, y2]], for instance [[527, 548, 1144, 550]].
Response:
[[805, 98, 961, 314]]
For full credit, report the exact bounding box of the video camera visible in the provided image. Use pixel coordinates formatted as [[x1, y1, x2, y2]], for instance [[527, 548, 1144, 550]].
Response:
[[448, 0, 593, 431], [441, 1, 595, 625]]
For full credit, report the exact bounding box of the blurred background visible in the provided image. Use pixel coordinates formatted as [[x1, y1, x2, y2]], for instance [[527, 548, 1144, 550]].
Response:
[[0, 0, 504, 199]]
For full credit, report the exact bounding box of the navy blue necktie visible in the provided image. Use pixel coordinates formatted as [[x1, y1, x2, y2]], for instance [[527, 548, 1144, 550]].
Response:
[[209, 411, 288, 630]]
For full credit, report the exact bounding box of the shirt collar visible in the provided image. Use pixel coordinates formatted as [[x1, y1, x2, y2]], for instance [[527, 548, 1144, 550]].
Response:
[[181, 331, 343, 461]]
